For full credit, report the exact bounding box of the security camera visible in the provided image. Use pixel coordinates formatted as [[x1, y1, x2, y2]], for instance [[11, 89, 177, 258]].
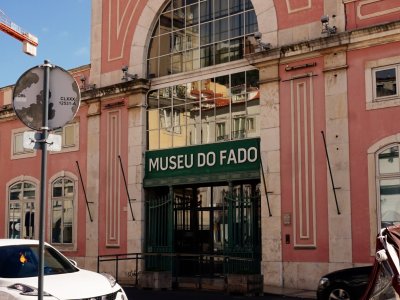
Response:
[[321, 15, 329, 24], [121, 65, 138, 81], [254, 31, 262, 40], [252, 31, 270, 51], [321, 15, 337, 35]]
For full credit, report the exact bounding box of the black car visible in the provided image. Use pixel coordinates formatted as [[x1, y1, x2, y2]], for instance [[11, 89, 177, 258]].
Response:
[[316, 265, 373, 300]]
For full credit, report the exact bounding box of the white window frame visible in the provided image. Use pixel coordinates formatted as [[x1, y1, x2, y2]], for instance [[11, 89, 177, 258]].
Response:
[[48, 171, 78, 251], [11, 128, 36, 160], [373, 65, 398, 101], [376, 144, 400, 229], [51, 122, 79, 154], [365, 56, 400, 110], [7, 177, 39, 240]]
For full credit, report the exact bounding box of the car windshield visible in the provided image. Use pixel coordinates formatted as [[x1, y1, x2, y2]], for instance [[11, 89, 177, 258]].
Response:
[[0, 244, 78, 278]]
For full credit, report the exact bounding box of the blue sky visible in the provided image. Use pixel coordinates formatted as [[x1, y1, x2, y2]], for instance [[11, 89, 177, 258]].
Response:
[[0, 0, 91, 87]]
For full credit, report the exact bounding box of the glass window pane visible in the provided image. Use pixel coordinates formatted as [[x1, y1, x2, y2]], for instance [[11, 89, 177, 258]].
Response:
[[173, 0, 186, 9], [172, 52, 184, 74], [379, 146, 400, 174], [64, 125, 75, 147], [148, 58, 159, 78], [229, 38, 243, 62], [173, 9, 185, 31], [230, 0, 243, 14], [63, 200, 73, 243], [215, 41, 230, 64], [173, 30, 185, 52], [52, 202, 62, 243], [148, 36, 159, 59], [376, 68, 397, 98], [148, 129, 160, 150], [184, 49, 200, 72], [148, 110, 160, 130], [173, 85, 187, 105], [215, 18, 229, 42], [200, 22, 213, 45], [230, 14, 243, 38], [200, 45, 214, 68], [245, 10, 258, 34], [160, 11, 173, 34], [214, 0, 228, 18], [159, 55, 172, 76], [186, 3, 199, 26], [53, 186, 63, 198], [160, 33, 172, 56], [380, 179, 400, 227], [186, 26, 199, 50], [160, 129, 173, 149], [147, 91, 159, 109], [200, 0, 213, 23], [244, 0, 252, 10], [14, 133, 24, 154]]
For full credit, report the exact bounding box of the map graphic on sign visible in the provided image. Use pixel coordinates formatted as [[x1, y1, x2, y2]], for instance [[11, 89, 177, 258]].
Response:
[[12, 65, 80, 131]]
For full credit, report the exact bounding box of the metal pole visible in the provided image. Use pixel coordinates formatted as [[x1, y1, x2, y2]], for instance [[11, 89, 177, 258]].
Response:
[[321, 131, 341, 215], [38, 60, 51, 300]]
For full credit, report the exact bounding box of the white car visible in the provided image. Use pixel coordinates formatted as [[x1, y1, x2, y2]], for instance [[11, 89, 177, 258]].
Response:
[[0, 239, 127, 299]]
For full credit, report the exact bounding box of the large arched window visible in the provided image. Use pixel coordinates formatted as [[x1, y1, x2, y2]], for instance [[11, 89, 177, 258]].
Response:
[[147, 0, 258, 78], [8, 181, 36, 239], [51, 177, 75, 244], [377, 144, 400, 228]]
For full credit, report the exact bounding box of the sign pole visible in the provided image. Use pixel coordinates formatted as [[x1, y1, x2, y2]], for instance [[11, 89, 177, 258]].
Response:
[[12, 61, 80, 298], [38, 60, 51, 300]]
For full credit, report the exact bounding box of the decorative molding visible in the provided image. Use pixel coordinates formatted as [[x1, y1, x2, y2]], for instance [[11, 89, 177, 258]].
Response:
[[107, 0, 140, 62], [286, 0, 312, 14], [357, 0, 400, 20], [106, 110, 122, 246], [290, 75, 317, 248]]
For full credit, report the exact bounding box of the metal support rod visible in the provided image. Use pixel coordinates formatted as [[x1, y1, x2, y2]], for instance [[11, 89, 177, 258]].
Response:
[[38, 60, 51, 300], [321, 131, 341, 215], [118, 155, 135, 221], [76, 161, 93, 222], [258, 143, 272, 217]]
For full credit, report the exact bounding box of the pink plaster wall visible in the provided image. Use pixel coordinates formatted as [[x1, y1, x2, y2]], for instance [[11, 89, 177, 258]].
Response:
[[347, 42, 400, 263], [280, 57, 329, 262]]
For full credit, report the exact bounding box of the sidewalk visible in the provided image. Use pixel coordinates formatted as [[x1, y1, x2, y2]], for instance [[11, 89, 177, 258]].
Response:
[[264, 285, 316, 299], [122, 285, 317, 299]]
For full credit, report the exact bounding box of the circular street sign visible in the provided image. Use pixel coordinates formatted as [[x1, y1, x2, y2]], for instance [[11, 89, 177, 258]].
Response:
[[12, 64, 81, 131]]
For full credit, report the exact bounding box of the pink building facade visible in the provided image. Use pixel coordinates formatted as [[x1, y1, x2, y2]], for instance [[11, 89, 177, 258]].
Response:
[[1, 0, 400, 292]]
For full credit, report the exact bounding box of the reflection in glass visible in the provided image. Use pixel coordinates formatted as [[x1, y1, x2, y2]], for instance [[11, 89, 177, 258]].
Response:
[[380, 179, 400, 227], [148, 0, 258, 79], [8, 182, 36, 239], [147, 70, 259, 150], [51, 178, 74, 244], [376, 68, 397, 98], [379, 146, 400, 174]]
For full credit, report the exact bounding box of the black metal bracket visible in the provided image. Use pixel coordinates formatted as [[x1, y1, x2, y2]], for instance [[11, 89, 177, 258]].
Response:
[[118, 155, 135, 221], [258, 141, 272, 217], [321, 131, 341, 215], [76, 161, 94, 222]]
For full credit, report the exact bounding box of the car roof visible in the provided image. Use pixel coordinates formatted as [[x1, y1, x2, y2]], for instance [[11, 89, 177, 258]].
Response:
[[0, 239, 48, 246]]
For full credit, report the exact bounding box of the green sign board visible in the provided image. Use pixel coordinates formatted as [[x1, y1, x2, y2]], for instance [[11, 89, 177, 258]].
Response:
[[144, 138, 260, 186]]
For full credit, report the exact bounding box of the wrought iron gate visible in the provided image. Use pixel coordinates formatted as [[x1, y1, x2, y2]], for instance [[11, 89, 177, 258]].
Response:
[[224, 189, 261, 274], [145, 193, 173, 271]]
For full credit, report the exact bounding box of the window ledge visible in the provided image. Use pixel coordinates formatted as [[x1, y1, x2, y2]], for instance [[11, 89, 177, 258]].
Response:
[[367, 98, 400, 110]]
